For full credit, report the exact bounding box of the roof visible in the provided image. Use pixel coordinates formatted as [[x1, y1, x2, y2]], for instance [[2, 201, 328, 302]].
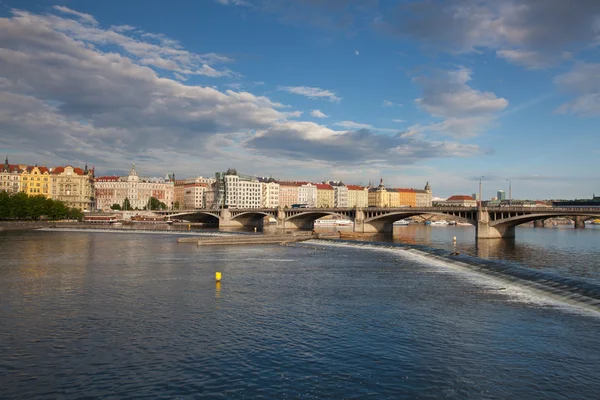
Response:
[[316, 183, 333, 190], [447, 195, 476, 201], [346, 185, 365, 190], [95, 176, 121, 182], [2, 164, 21, 173], [397, 188, 415, 193]]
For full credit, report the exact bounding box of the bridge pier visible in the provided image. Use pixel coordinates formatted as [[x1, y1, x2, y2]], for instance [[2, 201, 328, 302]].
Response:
[[574, 216, 586, 229], [533, 220, 545, 228], [218, 209, 243, 228], [476, 210, 515, 239]]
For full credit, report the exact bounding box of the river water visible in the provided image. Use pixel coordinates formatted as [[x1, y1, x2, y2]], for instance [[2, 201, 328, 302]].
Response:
[[1, 227, 600, 399]]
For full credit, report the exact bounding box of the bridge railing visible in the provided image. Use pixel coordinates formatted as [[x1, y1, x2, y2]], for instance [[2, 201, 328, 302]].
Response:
[[154, 206, 600, 213]]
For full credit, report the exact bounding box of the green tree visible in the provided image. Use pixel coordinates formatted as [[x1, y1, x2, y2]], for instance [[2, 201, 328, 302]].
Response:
[[110, 203, 121, 210], [68, 207, 84, 221], [173, 201, 181, 210], [122, 197, 132, 211], [148, 197, 167, 210]]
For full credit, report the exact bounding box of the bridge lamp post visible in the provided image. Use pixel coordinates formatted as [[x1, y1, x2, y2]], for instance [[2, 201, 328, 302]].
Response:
[[506, 179, 512, 206], [479, 176, 484, 210]]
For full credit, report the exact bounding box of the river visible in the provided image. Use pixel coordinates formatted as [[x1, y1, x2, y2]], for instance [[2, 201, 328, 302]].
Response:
[[1, 226, 600, 398]]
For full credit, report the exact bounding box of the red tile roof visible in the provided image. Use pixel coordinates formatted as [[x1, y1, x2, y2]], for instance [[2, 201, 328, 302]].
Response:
[[315, 183, 333, 190], [447, 195, 476, 201], [346, 185, 365, 190], [95, 176, 121, 182]]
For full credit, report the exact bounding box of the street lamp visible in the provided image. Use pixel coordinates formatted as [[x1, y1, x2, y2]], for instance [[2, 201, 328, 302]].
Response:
[[479, 176, 484, 210], [506, 179, 512, 206]]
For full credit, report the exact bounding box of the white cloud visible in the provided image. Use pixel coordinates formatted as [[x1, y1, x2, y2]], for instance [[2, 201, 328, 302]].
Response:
[[14, 9, 237, 79], [52, 5, 97, 25], [217, 0, 250, 6], [413, 67, 508, 138], [392, 119, 406, 123], [355, 50, 359, 55], [383, 100, 402, 107], [385, 0, 600, 69], [555, 63, 600, 116], [496, 49, 554, 69], [310, 109, 328, 118], [334, 121, 374, 130], [0, 7, 484, 178], [283, 111, 303, 118], [278, 86, 342, 102]]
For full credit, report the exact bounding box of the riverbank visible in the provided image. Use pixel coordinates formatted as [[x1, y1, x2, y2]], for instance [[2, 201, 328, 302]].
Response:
[[0, 221, 55, 231]]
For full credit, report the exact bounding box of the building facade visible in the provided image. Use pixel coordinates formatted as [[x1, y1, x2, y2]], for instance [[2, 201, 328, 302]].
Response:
[[368, 179, 388, 207], [398, 188, 416, 207], [177, 177, 215, 209], [298, 183, 317, 207], [333, 184, 348, 207], [444, 195, 478, 207], [213, 169, 262, 209], [415, 182, 433, 207], [50, 165, 95, 211], [316, 183, 334, 208], [94, 165, 174, 211], [0, 157, 21, 194], [260, 178, 280, 208], [347, 185, 368, 207], [20, 165, 52, 197], [278, 182, 300, 208]]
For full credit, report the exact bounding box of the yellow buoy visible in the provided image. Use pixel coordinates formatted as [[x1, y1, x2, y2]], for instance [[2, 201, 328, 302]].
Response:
[[453, 236, 457, 242], [215, 272, 222, 282]]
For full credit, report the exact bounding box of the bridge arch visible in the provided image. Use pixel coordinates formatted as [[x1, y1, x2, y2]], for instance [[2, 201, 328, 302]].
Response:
[[230, 211, 276, 221], [365, 211, 476, 226], [490, 213, 598, 227], [169, 211, 220, 223], [285, 210, 355, 230]]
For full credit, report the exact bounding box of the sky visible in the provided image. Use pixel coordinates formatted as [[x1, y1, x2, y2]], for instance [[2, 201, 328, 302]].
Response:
[[0, 0, 599, 200]]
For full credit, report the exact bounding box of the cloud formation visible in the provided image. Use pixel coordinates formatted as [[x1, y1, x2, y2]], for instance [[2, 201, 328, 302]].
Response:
[[413, 67, 508, 138], [383, 0, 600, 68], [0, 7, 483, 178], [278, 86, 342, 102], [555, 63, 600, 116], [310, 109, 328, 118]]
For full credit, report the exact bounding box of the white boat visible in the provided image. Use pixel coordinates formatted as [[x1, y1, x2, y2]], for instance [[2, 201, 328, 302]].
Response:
[[430, 220, 449, 226], [393, 219, 410, 226], [456, 222, 472, 226], [314, 218, 353, 226]]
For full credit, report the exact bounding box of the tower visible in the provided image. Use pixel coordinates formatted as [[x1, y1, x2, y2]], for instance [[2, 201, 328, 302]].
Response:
[[3, 155, 8, 172], [424, 181, 431, 193]]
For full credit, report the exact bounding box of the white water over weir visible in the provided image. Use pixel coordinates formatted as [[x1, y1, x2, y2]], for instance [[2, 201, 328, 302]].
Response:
[[307, 240, 600, 316]]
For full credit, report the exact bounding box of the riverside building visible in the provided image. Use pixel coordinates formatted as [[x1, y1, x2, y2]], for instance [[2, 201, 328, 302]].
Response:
[[0, 157, 21, 194], [94, 165, 174, 211], [50, 165, 95, 211], [213, 169, 262, 209], [316, 183, 334, 208], [347, 185, 368, 207], [259, 177, 280, 208]]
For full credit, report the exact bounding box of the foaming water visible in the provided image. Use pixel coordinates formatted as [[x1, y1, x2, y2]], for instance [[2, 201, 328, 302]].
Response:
[[2, 231, 600, 399], [308, 239, 600, 316]]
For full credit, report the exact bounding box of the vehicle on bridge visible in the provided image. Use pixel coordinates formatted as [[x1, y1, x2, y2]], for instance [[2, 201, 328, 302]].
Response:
[[291, 204, 310, 208]]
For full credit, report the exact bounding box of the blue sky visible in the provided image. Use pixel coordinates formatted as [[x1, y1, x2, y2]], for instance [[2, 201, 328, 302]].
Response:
[[1, 0, 599, 199]]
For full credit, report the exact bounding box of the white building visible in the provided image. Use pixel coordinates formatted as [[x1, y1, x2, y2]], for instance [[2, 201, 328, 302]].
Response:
[[298, 183, 317, 207], [260, 178, 279, 208], [181, 177, 215, 209], [94, 165, 174, 211], [415, 182, 433, 207], [333, 184, 349, 207], [214, 169, 262, 209]]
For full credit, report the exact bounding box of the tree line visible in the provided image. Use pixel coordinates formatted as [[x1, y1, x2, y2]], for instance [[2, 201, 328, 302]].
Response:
[[110, 197, 169, 211], [0, 192, 84, 221]]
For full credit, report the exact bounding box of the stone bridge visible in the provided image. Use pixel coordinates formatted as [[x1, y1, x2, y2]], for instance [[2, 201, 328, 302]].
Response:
[[156, 206, 600, 239]]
